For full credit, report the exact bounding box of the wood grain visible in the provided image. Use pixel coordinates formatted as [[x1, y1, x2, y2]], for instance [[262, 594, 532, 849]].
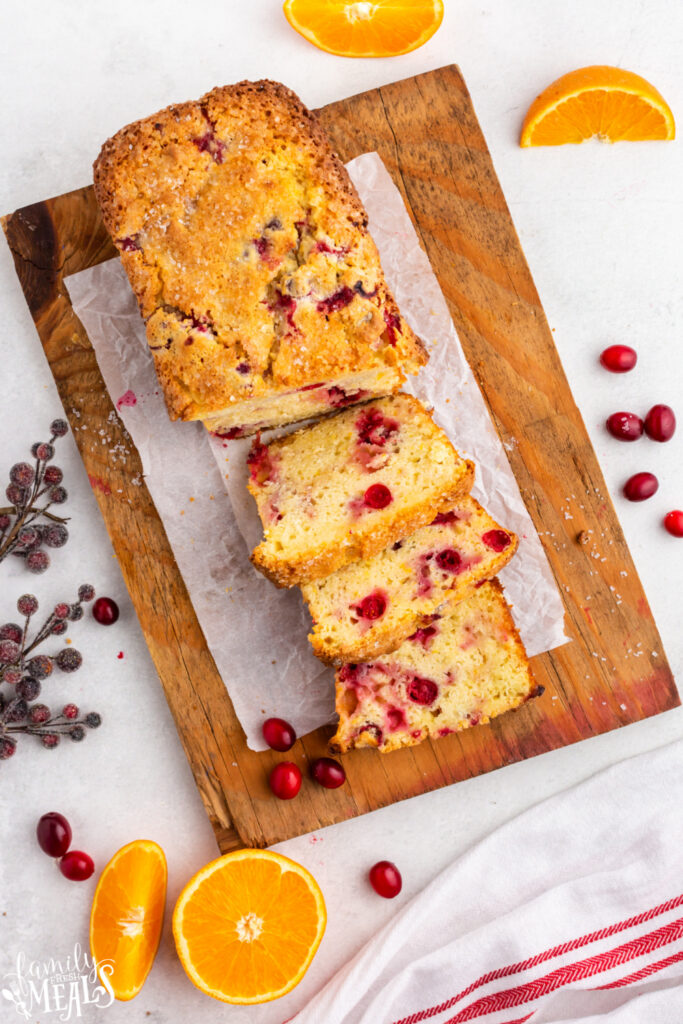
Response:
[[3, 66, 678, 851]]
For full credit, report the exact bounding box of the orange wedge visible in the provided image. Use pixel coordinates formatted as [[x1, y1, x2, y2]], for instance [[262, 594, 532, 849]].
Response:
[[89, 840, 167, 1001], [283, 0, 444, 58], [521, 66, 675, 146], [172, 849, 326, 1004]]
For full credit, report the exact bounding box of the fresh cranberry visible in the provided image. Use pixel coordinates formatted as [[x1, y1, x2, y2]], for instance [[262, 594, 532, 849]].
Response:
[[606, 412, 644, 441], [435, 548, 462, 572], [363, 484, 393, 509], [262, 717, 296, 752], [269, 762, 302, 800], [623, 472, 659, 502], [369, 860, 402, 898], [354, 593, 387, 620], [36, 812, 72, 858], [600, 345, 637, 373], [407, 677, 438, 705], [644, 404, 676, 442], [482, 530, 511, 552], [310, 757, 346, 789], [664, 511, 683, 537], [92, 597, 119, 625], [59, 850, 94, 881]]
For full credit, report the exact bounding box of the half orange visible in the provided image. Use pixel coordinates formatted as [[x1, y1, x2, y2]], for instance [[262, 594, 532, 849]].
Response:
[[89, 840, 167, 1001], [521, 66, 675, 146], [283, 0, 444, 58], [172, 849, 326, 1004]]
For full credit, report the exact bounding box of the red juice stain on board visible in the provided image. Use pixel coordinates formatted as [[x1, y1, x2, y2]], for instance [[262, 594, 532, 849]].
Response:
[[88, 475, 111, 496]]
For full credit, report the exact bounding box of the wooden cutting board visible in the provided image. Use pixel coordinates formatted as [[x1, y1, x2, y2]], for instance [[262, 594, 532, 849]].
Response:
[[3, 65, 678, 852]]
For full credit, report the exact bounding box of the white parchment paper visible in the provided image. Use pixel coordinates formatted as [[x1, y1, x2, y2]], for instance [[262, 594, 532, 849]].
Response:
[[66, 152, 569, 751]]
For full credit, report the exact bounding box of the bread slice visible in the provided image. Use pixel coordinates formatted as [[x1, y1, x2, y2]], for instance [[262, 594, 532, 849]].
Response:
[[248, 394, 475, 587], [330, 579, 540, 754], [302, 495, 517, 664], [93, 80, 427, 435]]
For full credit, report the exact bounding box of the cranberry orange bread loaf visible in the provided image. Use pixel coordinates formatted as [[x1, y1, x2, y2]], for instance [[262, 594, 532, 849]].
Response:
[[331, 580, 540, 754], [302, 495, 517, 664], [248, 395, 475, 587], [93, 80, 427, 436]]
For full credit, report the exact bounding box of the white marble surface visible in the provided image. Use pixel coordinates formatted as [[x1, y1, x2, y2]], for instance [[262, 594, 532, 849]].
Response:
[[0, 1, 681, 1021]]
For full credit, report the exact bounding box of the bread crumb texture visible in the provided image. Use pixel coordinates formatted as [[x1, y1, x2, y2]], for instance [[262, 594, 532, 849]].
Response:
[[331, 579, 539, 753], [302, 495, 518, 664], [248, 394, 474, 586]]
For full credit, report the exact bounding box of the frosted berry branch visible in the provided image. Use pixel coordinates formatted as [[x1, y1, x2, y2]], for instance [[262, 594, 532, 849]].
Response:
[[0, 418, 71, 573]]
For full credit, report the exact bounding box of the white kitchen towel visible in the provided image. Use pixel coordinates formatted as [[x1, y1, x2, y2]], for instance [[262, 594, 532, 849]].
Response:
[[292, 738, 683, 1024]]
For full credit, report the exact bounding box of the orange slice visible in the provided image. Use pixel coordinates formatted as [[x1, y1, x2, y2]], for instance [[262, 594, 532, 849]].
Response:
[[172, 849, 326, 1004], [89, 840, 167, 1001], [282, 0, 444, 58], [521, 66, 675, 146]]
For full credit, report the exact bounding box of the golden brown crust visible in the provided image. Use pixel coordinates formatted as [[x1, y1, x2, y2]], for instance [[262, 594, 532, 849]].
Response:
[[250, 462, 475, 587], [93, 80, 427, 427]]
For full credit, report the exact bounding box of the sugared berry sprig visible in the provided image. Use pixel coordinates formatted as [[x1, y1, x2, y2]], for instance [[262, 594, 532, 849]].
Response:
[[0, 585, 102, 760], [0, 418, 70, 573]]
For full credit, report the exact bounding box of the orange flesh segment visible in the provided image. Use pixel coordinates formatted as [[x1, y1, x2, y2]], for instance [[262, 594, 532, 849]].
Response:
[[282, 0, 444, 58], [521, 66, 675, 146], [89, 840, 167, 1001], [172, 849, 326, 1005]]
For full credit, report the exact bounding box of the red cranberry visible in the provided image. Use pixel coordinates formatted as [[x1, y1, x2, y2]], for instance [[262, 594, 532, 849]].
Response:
[[369, 860, 402, 899], [310, 757, 346, 789], [355, 593, 387, 620], [363, 484, 393, 509], [600, 345, 637, 373], [382, 309, 401, 346], [317, 286, 355, 314], [59, 850, 94, 881], [92, 597, 119, 625], [482, 529, 511, 552], [644, 404, 676, 443], [623, 472, 659, 502], [431, 510, 459, 526], [355, 408, 399, 448], [246, 440, 276, 485], [262, 717, 296, 752], [407, 677, 438, 705], [606, 412, 644, 441], [269, 762, 302, 800], [36, 812, 72, 858], [435, 548, 462, 572], [664, 510, 683, 537], [386, 707, 407, 731]]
